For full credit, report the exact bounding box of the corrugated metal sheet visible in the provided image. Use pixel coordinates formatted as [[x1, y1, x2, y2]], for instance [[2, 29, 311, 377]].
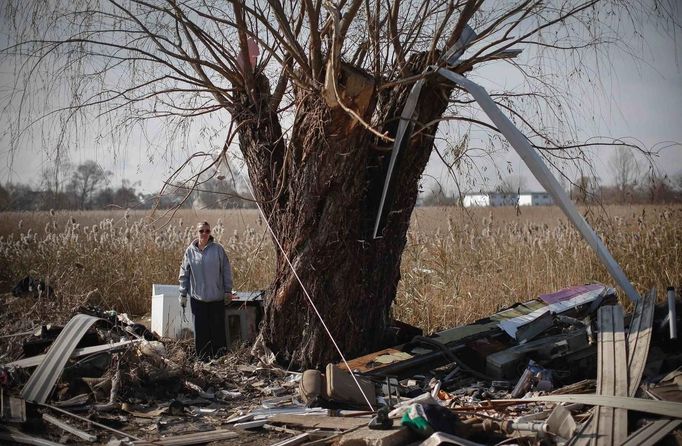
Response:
[[7, 339, 139, 369], [21, 314, 100, 403]]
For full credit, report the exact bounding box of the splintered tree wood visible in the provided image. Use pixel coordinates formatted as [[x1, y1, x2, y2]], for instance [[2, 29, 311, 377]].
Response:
[[268, 414, 370, 430], [340, 348, 412, 373]]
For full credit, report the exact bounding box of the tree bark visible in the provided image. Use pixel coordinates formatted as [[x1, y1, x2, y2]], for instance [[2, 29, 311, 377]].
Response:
[[236, 55, 453, 368]]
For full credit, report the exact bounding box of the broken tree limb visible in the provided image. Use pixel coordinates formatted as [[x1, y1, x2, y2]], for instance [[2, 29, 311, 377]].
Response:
[[93, 366, 120, 412], [436, 68, 640, 304], [40, 403, 142, 441], [0, 329, 35, 339]]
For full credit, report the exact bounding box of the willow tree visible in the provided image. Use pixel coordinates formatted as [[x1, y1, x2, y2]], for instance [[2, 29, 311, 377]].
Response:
[[2, 0, 675, 367]]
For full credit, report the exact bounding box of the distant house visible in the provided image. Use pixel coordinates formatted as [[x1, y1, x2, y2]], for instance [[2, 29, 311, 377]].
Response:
[[463, 192, 554, 207]]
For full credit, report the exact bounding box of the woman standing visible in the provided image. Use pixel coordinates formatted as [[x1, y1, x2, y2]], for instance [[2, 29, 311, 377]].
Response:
[[178, 221, 234, 360]]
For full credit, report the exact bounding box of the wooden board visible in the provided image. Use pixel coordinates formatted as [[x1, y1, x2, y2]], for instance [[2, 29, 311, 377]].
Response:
[[132, 429, 238, 445], [518, 394, 682, 418], [268, 414, 370, 430], [571, 291, 658, 445], [621, 419, 681, 446], [593, 305, 628, 445], [627, 289, 656, 397]]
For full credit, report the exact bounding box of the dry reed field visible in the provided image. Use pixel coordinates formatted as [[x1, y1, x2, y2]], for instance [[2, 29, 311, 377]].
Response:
[[0, 205, 679, 335]]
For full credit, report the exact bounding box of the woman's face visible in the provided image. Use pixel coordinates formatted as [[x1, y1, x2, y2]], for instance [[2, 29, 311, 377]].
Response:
[[198, 225, 211, 243]]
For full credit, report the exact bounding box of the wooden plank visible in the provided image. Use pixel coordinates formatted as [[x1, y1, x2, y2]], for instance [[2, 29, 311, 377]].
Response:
[[505, 394, 682, 418], [132, 429, 239, 445], [563, 299, 645, 446], [571, 306, 627, 445], [627, 289, 656, 397], [234, 419, 268, 429], [612, 305, 628, 444], [621, 419, 681, 446], [42, 413, 97, 443], [44, 404, 143, 442], [268, 414, 370, 430], [594, 306, 613, 446]]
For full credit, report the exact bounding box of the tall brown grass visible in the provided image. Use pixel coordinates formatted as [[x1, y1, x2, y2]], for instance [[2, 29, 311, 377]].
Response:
[[396, 205, 681, 332], [0, 205, 679, 334]]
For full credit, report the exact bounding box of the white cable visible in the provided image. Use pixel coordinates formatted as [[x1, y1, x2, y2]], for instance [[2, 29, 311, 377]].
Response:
[[240, 169, 375, 411]]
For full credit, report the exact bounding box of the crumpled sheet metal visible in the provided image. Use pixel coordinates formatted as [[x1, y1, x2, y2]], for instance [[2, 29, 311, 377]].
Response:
[[21, 314, 101, 403]]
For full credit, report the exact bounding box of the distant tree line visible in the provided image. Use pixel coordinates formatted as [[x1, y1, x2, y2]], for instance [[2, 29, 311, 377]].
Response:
[[420, 171, 682, 207], [421, 148, 682, 207], [0, 160, 256, 211], [569, 172, 682, 205], [571, 148, 682, 205]]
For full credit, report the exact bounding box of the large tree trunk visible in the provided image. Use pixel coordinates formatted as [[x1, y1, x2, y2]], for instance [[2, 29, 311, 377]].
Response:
[[236, 56, 452, 369]]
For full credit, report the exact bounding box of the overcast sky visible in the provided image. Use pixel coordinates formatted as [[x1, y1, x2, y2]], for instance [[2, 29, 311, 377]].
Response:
[[0, 4, 680, 195], [426, 9, 682, 194]]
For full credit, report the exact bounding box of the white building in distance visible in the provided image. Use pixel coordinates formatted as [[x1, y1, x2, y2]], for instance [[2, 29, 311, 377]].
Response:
[[463, 192, 554, 207]]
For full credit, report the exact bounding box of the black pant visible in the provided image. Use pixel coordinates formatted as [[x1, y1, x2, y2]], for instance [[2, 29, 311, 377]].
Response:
[[190, 298, 227, 360]]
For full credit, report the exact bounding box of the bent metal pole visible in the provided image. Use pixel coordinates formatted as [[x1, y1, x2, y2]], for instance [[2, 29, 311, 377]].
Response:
[[437, 68, 640, 303]]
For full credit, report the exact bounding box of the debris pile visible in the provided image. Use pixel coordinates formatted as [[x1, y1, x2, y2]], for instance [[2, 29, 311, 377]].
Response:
[[1, 283, 681, 445]]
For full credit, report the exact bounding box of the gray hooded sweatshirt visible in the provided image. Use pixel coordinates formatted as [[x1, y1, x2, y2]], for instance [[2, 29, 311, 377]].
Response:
[[178, 237, 233, 302]]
